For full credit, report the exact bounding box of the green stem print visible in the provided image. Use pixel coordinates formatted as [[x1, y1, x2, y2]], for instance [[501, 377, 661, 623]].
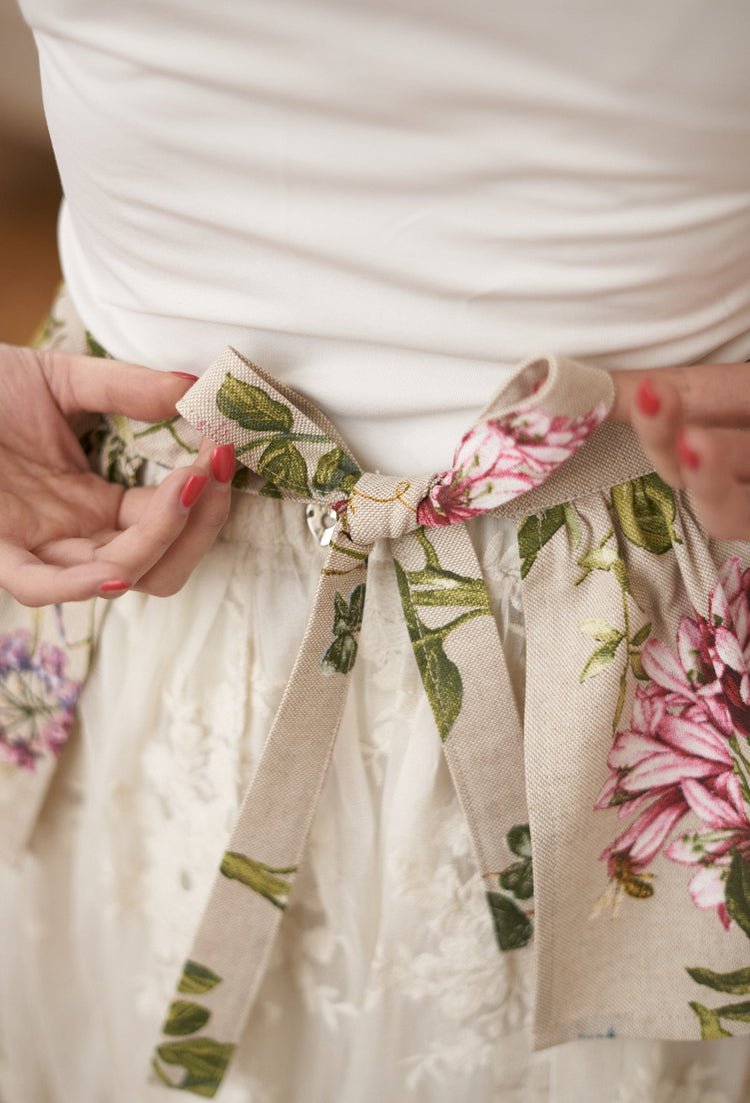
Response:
[[393, 528, 492, 741], [133, 416, 199, 455], [486, 824, 534, 951], [220, 852, 298, 910], [576, 528, 652, 732]]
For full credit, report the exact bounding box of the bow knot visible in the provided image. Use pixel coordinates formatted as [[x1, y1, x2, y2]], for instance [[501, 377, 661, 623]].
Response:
[[340, 472, 435, 545]]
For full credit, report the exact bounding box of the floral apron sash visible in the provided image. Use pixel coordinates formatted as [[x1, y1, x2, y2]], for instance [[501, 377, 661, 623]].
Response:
[[3, 291, 750, 1097]]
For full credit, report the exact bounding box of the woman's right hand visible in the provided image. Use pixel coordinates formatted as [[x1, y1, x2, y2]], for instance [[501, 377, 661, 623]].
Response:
[[0, 344, 234, 606]]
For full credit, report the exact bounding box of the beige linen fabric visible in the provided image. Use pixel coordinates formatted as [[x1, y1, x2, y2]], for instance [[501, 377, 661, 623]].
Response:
[[2, 290, 750, 1100]]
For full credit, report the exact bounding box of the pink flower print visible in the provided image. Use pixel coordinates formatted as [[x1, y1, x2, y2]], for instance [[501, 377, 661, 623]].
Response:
[[417, 401, 607, 526], [0, 630, 81, 770], [664, 778, 750, 929], [595, 557, 750, 927]]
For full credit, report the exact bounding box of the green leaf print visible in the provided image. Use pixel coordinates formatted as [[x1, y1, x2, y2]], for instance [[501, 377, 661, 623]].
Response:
[[257, 439, 309, 496], [217, 372, 294, 433], [689, 1002, 733, 1040], [312, 447, 360, 496], [610, 473, 680, 554], [321, 633, 358, 675], [507, 823, 532, 860], [579, 618, 626, 645], [399, 531, 491, 610], [153, 1038, 236, 1097], [498, 824, 534, 899], [499, 861, 533, 900], [394, 558, 465, 740], [517, 505, 567, 578], [561, 501, 583, 548], [686, 965, 750, 995], [321, 583, 366, 675], [85, 330, 109, 359], [393, 529, 493, 740], [580, 637, 624, 682], [725, 850, 750, 939], [413, 628, 464, 740], [486, 892, 533, 951], [177, 961, 223, 996], [630, 622, 652, 648], [164, 1001, 212, 1037], [258, 479, 284, 498], [709, 1001, 750, 1023], [333, 584, 366, 634], [220, 852, 297, 910]]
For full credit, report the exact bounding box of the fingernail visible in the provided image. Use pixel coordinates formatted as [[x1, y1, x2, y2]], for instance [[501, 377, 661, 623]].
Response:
[[635, 378, 661, 417], [211, 443, 235, 484], [181, 474, 208, 508], [676, 432, 699, 470], [171, 371, 200, 382], [99, 580, 131, 595]]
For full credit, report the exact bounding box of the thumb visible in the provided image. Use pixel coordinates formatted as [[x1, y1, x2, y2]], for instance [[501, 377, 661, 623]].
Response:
[[40, 348, 200, 422]]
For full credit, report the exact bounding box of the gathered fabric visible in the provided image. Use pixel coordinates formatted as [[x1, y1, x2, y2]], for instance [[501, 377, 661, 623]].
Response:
[[1, 291, 750, 1101]]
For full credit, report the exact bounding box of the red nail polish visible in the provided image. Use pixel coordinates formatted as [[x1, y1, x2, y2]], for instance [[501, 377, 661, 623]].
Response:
[[181, 474, 209, 508], [676, 432, 699, 470], [635, 378, 661, 417], [99, 580, 131, 594], [211, 443, 235, 484], [171, 371, 200, 382]]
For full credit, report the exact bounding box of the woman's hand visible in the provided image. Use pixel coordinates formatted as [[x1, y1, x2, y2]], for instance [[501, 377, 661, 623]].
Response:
[[609, 363, 750, 541], [0, 344, 234, 606]]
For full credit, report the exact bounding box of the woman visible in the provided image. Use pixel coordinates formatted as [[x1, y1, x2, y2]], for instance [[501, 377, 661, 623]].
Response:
[[1, 2, 750, 1100]]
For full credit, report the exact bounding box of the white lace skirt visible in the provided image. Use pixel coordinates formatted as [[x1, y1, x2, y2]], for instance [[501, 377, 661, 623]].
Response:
[[0, 489, 748, 1103]]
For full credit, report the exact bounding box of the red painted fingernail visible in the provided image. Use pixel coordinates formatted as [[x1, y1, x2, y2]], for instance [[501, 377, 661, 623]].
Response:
[[99, 580, 131, 595], [635, 378, 661, 417], [211, 443, 235, 484], [180, 474, 208, 508], [676, 432, 699, 470], [171, 371, 200, 382]]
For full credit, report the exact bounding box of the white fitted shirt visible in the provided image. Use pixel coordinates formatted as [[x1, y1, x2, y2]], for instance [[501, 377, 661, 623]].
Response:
[[18, 0, 750, 471]]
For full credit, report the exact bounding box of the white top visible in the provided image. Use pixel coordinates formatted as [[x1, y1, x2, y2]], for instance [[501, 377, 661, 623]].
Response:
[[19, 0, 750, 472]]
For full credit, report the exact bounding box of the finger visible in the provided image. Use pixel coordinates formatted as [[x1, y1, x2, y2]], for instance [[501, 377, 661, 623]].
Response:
[[134, 444, 235, 596], [609, 363, 750, 428], [674, 426, 750, 541], [0, 543, 132, 607], [92, 463, 211, 583], [30, 442, 232, 595], [629, 375, 686, 488], [39, 347, 201, 422]]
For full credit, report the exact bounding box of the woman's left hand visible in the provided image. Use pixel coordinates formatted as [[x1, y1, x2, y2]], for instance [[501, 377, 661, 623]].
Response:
[[608, 363, 750, 541]]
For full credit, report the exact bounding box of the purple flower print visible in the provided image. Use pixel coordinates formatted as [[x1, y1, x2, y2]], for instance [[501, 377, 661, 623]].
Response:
[[0, 629, 81, 771]]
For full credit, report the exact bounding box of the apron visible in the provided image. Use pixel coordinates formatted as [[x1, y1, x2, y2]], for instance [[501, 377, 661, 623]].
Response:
[[2, 289, 750, 1099]]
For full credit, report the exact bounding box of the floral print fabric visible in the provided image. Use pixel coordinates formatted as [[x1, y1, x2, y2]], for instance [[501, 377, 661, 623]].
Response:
[[2, 291, 750, 1098]]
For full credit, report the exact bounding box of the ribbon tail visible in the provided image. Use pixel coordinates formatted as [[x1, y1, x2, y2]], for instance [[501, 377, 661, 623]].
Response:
[[391, 524, 534, 951], [150, 530, 369, 1097]]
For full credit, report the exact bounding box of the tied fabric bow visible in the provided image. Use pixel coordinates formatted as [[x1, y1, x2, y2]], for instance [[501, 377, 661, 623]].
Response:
[[149, 348, 613, 1096]]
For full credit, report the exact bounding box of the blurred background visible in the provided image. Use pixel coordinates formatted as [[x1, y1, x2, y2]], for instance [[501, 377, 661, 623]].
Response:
[[0, 0, 62, 344]]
